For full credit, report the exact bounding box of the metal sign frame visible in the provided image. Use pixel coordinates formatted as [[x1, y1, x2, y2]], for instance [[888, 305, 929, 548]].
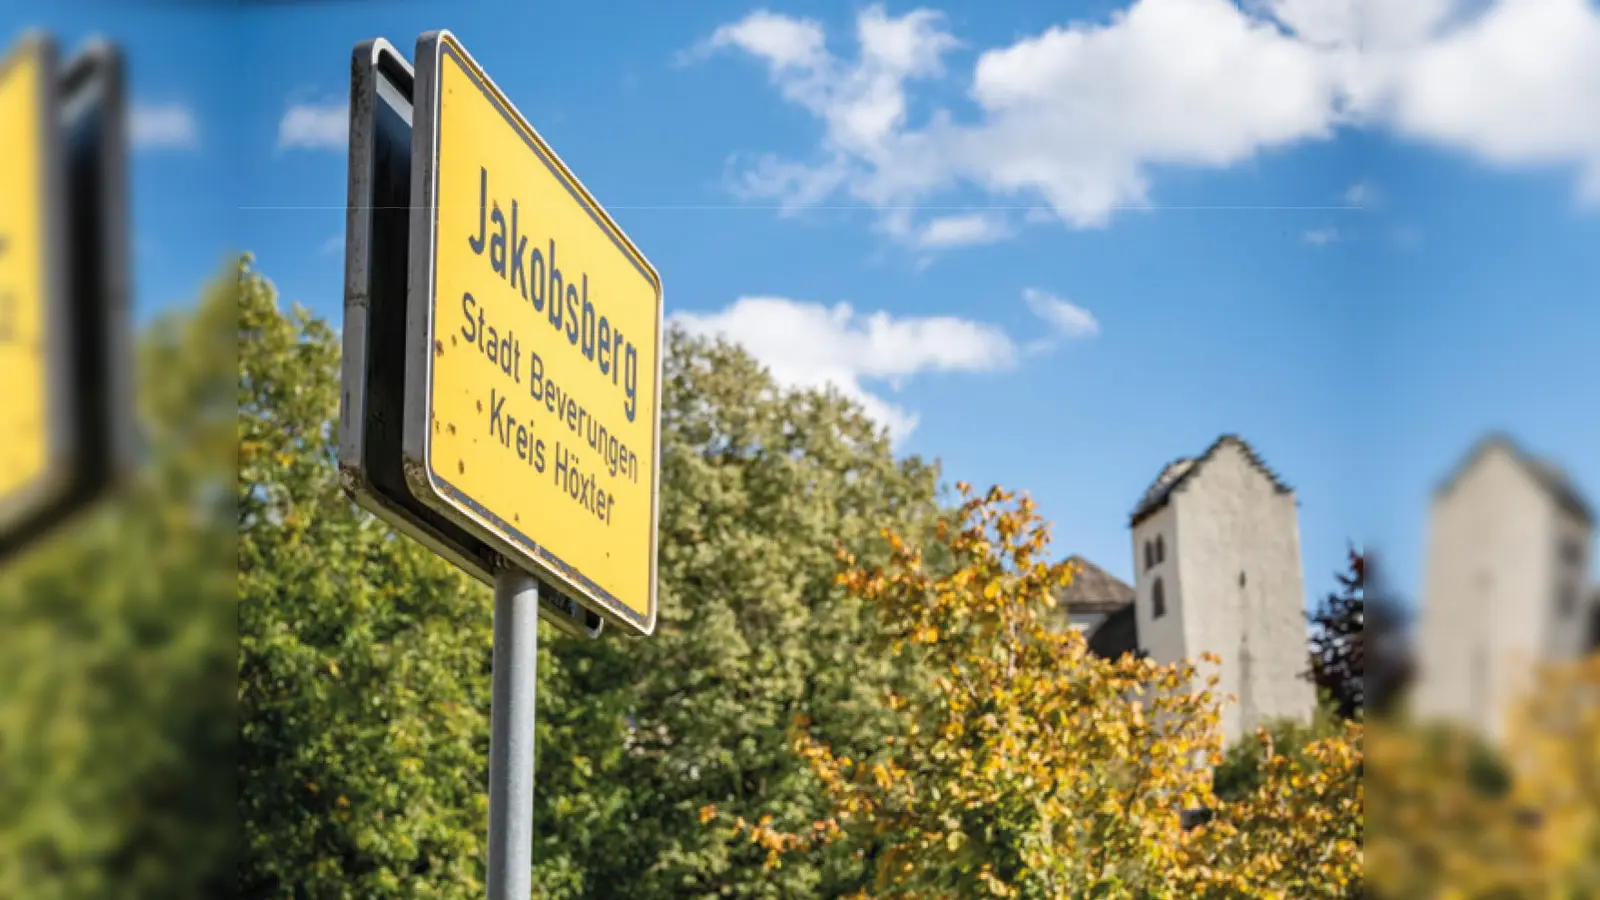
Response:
[[59, 38, 136, 517], [402, 30, 664, 636], [0, 33, 132, 562], [337, 37, 603, 640]]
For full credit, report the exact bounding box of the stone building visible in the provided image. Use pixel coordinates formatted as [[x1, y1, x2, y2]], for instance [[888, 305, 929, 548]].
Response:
[[1052, 555, 1139, 660], [1058, 434, 1316, 747], [1413, 434, 1600, 743]]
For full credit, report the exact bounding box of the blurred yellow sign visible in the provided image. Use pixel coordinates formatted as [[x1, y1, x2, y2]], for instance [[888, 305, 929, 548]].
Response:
[[409, 32, 662, 634], [0, 37, 56, 523]]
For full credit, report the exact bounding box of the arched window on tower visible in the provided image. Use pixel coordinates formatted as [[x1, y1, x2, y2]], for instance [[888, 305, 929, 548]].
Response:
[[1152, 577, 1167, 619], [1155, 535, 1165, 564], [1144, 540, 1154, 570]]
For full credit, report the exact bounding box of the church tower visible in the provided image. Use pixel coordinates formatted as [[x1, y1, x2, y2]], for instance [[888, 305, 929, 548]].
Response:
[[1414, 434, 1597, 744], [1127, 435, 1316, 747]]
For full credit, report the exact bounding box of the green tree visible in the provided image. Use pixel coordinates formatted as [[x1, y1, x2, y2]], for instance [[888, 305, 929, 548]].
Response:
[[1363, 551, 1413, 719], [1306, 549, 1363, 720], [566, 328, 944, 899], [236, 256, 945, 897], [1212, 702, 1349, 804], [238, 256, 491, 897], [0, 264, 237, 900]]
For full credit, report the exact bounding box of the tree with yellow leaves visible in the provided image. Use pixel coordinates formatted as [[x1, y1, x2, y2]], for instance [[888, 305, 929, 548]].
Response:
[[1503, 652, 1600, 892], [704, 483, 1364, 898], [1175, 722, 1363, 898], [1364, 651, 1600, 898]]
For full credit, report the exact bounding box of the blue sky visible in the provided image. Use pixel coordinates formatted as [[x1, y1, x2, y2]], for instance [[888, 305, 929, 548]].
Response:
[[11, 0, 1600, 611]]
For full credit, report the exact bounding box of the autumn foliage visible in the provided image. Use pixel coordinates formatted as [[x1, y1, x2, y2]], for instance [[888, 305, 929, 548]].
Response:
[[705, 484, 1363, 898], [1365, 652, 1600, 897]]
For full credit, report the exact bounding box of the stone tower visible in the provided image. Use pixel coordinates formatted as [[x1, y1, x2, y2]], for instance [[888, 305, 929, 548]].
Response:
[[1414, 434, 1598, 744], [1126, 435, 1316, 747]]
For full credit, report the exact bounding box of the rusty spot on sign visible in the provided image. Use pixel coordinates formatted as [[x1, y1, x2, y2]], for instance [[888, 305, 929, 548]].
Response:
[[458, 460, 465, 475], [434, 340, 444, 357]]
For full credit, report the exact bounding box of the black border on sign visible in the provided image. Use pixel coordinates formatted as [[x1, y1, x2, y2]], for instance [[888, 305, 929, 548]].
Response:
[[59, 39, 136, 525], [403, 30, 663, 637], [337, 37, 602, 640]]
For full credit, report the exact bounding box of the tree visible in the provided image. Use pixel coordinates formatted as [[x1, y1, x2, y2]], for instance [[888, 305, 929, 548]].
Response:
[[541, 327, 946, 899], [712, 484, 1363, 898], [1307, 548, 1364, 720], [238, 255, 499, 897], [235, 255, 946, 897], [1363, 651, 1600, 897], [1362, 550, 1413, 718], [1211, 704, 1348, 804], [1179, 721, 1363, 899], [1498, 652, 1600, 892], [0, 264, 237, 899], [1364, 718, 1532, 898]]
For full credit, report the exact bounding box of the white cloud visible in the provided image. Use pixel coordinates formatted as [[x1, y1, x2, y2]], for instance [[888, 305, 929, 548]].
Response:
[[670, 296, 1018, 442], [698, 10, 829, 70], [278, 101, 348, 151], [711, 5, 958, 159], [129, 103, 198, 150], [1303, 226, 1340, 245], [914, 212, 1014, 247], [1343, 179, 1380, 207], [320, 233, 344, 256], [1380, 0, 1600, 204], [728, 154, 852, 212], [699, 1, 1341, 233], [694, 0, 1600, 237], [1023, 288, 1100, 339]]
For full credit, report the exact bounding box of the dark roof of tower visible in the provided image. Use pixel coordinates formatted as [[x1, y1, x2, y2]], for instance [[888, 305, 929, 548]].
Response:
[[1129, 434, 1293, 528], [1435, 432, 1594, 525]]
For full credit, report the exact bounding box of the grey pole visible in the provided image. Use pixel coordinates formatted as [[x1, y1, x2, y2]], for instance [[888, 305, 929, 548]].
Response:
[[487, 566, 539, 900]]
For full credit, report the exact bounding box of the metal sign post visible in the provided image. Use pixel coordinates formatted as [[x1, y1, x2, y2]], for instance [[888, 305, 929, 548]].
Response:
[[487, 566, 538, 900]]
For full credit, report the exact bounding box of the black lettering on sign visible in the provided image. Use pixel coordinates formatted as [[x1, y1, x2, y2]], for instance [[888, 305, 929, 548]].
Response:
[[486, 387, 543, 470], [552, 441, 613, 525], [547, 238, 564, 332], [508, 201, 528, 300], [580, 276, 596, 361], [468, 165, 646, 425], [527, 350, 641, 483], [461, 292, 522, 383]]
